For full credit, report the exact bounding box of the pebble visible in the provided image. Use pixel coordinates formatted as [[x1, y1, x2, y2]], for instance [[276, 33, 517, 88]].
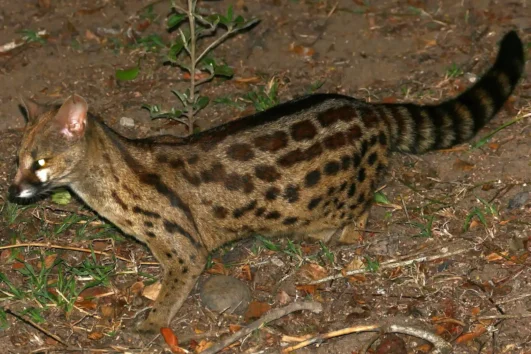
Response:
[[120, 117, 135, 128], [508, 191, 529, 210], [200, 275, 251, 315]]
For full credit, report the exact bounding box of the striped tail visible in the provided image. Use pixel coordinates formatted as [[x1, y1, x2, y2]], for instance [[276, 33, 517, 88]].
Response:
[[378, 30, 525, 154]]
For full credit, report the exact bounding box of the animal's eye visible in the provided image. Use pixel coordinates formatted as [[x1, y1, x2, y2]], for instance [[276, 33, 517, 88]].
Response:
[[32, 159, 46, 170]]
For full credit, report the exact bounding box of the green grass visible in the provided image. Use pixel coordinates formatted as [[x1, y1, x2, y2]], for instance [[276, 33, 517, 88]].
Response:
[[446, 63, 463, 78], [242, 79, 279, 112]]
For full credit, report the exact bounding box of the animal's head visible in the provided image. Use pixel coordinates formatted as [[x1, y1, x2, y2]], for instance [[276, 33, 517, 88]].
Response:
[[8, 94, 90, 200]]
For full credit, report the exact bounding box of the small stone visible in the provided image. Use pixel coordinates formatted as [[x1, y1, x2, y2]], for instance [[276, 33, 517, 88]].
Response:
[[464, 72, 478, 83], [200, 275, 251, 315], [120, 117, 135, 128], [270, 256, 285, 268], [508, 191, 529, 210]]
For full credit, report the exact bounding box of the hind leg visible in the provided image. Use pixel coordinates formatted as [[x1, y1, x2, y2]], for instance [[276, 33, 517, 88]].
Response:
[[338, 210, 369, 244]]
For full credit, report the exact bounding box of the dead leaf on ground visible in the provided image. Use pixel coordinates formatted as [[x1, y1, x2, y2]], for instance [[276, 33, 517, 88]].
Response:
[[296, 284, 317, 295], [74, 299, 97, 311], [161, 327, 186, 353], [245, 301, 271, 320], [453, 158, 475, 171], [297, 263, 327, 282], [229, 324, 242, 333], [142, 281, 161, 301], [289, 43, 315, 58], [456, 324, 486, 344], [195, 339, 214, 352], [235, 264, 252, 281], [206, 258, 228, 275], [87, 331, 104, 340], [130, 281, 145, 295]]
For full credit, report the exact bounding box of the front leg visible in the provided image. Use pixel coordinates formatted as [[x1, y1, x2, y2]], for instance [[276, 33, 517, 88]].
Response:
[[137, 240, 208, 333]]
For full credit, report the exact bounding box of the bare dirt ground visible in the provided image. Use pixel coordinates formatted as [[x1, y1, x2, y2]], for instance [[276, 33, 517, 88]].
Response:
[[0, 0, 530, 353]]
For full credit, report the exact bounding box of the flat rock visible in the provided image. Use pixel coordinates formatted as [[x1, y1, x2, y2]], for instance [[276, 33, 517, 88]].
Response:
[[200, 275, 251, 315]]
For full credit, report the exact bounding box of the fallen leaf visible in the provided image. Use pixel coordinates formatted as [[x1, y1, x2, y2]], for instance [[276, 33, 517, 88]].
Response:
[[229, 324, 242, 333], [347, 274, 367, 283], [488, 142, 500, 150], [456, 324, 486, 344], [85, 29, 100, 42], [87, 331, 104, 340], [195, 339, 214, 352], [485, 252, 508, 262], [142, 281, 161, 301], [74, 299, 97, 310], [130, 281, 145, 295], [161, 327, 186, 353], [342, 256, 364, 273], [78, 286, 110, 299], [245, 301, 271, 320], [236, 264, 252, 281], [296, 284, 317, 295], [206, 258, 228, 275], [289, 42, 315, 57], [297, 263, 327, 281], [44, 254, 58, 269], [453, 158, 475, 171], [100, 304, 114, 319]]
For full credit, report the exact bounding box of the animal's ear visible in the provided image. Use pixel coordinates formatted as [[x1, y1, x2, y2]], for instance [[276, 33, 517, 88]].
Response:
[[19, 96, 46, 124], [55, 94, 88, 140]]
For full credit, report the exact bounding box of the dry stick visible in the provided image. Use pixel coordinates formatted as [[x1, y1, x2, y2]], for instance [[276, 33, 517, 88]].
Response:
[[0, 30, 47, 53], [0, 242, 158, 266], [201, 301, 323, 354], [308, 248, 469, 285], [5, 309, 68, 346], [282, 324, 452, 354], [477, 313, 531, 320]]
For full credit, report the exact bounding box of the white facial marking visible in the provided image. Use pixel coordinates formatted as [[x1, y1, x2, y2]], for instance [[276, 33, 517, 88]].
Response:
[[35, 168, 49, 183], [19, 189, 35, 198], [37, 159, 46, 167]]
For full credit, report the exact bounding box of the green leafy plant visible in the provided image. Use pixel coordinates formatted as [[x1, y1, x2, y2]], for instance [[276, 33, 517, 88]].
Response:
[[18, 29, 47, 45], [446, 63, 463, 78], [242, 78, 279, 112], [410, 215, 435, 238], [143, 1, 259, 134], [364, 256, 380, 272]]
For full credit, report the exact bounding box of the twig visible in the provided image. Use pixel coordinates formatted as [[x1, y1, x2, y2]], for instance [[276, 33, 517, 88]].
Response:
[[307, 248, 469, 285], [477, 313, 531, 320], [0, 242, 158, 266], [5, 309, 68, 346], [282, 324, 379, 353], [0, 30, 47, 53], [201, 301, 323, 354], [282, 323, 452, 354], [495, 292, 531, 305]]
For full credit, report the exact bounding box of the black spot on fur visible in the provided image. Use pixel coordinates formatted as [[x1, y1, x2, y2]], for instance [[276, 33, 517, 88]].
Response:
[[283, 185, 300, 203], [305, 170, 321, 187]]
